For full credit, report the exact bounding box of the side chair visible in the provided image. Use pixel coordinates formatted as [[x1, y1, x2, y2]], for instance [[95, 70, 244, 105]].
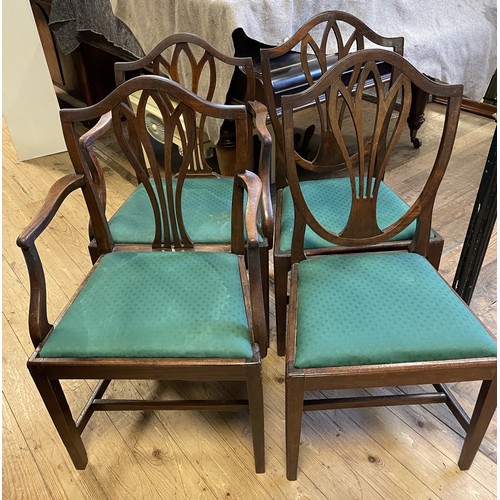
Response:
[[258, 11, 444, 354], [17, 75, 268, 472], [280, 49, 496, 480], [85, 33, 273, 328]]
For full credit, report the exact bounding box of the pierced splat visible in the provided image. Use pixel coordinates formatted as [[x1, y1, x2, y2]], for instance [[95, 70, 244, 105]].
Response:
[[64, 75, 253, 251], [331, 61, 411, 240], [153, 43, 219, 101], [150, 44, 222, 173], [111, 88, 198, 248], [282, 49, 463, 261], [260, 12, 404, 187], [114, 34, 256, 176]]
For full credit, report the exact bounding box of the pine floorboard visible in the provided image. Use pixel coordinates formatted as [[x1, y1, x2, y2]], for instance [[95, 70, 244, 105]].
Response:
[[2, 104, 496, 499]]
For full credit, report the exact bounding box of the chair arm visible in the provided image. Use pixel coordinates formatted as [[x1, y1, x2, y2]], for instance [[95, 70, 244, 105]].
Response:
[[247, 100, 274, 248], [16, 174, 86, 348], [79, 111, 112, 150], [17, 174, 86, 248], [236, 170, 262, 249], [236, 171, 267, 357]]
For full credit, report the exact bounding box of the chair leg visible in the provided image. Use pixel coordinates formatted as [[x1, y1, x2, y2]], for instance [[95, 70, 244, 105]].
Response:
[[247, 364, 265, 473], [259, 246, 270, 339], [30, 372, 88, 469], [286, 374, 304, 480], [274, 256, 290, 356], [458, 378, 497, 470]]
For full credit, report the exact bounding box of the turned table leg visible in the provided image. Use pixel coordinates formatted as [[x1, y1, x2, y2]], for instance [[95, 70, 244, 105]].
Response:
[[407, 83, 429, 149]]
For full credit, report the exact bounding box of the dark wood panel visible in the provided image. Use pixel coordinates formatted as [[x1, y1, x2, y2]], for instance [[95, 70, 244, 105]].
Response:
[[30, 0, 134, 106]]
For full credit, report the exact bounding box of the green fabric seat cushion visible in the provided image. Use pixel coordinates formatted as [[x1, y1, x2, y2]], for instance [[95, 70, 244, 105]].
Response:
[[280, 178, 429, 252], [40, 252, 253, 359], [108, 177, 262, 244], [294, 252, 496, 368]]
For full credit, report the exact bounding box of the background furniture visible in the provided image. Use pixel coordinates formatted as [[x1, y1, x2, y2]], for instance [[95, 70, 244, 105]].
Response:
[[4, 0, 65, 160], [280, 48, 496, 481], [30, 0, 141, 106], [32, 1, 497, 125], [17, 74, 268, 471]]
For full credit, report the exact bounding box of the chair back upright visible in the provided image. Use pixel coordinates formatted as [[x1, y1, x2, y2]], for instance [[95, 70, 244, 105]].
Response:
[[281, 49, 463, 264]]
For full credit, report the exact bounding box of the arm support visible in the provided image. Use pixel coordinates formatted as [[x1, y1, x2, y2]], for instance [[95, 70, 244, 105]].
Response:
[[247, 100, 274, 248], [234, 171, 267, 356], [78, 112, 112, 210], [17, 174, 86, 348], [79, 112, 112, 150]]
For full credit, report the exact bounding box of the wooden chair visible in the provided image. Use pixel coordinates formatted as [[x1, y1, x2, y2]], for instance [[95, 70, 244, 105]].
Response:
[[17, 75, 267, 472], [85, 33, 273, 327], [113, 33, 258, 178], [281, 49, 496, 480], [258, 11, 444, 354]]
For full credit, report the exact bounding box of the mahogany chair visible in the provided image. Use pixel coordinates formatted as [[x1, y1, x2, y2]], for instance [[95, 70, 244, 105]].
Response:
[[17, 75, 267, 472], [86, 33, 273, 326], [259, 11, 444, 354], [113, 32, 259, 178], [281, 49, 496, 480]]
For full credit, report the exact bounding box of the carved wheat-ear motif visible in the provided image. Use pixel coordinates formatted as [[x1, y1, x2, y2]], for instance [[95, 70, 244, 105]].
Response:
[[326, 61, 411, 238], [296, 19, 375, 170], [297, 31, 341, 168], [154, 43, 218, 173], [113, 89, 199, 249]]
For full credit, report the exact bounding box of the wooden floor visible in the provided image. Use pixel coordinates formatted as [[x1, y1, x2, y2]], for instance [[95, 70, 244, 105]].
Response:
[[2, 105, 497, 499]]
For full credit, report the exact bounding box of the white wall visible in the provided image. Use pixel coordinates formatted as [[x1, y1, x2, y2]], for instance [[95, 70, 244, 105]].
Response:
[[3, 0, 66, 160]]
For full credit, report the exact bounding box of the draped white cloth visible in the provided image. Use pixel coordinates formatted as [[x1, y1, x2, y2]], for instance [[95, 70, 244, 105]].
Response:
[[109, 0, 496, 145], [110, 0, 496, 102]]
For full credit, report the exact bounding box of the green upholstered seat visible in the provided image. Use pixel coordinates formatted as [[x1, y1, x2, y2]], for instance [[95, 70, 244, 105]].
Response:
[[108, 177, 261, 244], [294, 252, 496, 368], [40, 252, 253, 359], [279, 178, 423, 252]]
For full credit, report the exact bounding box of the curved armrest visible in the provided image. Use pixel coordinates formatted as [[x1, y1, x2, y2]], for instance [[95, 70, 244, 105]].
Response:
[[237, 170, 262, 249], [247, 100, 274, 248], [17, 174, 86, 348], [17, 174, 86, 248], [79, 111, 112, 150], [236, 171, 267, 356]]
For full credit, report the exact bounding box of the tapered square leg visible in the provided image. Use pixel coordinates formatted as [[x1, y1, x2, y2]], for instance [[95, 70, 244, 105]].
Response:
[[458, 378, 497, 470], [247, 365, 265, 473], [30, 371, 88, 469], [260, 246, 270, 337], [286, 375, 304, 480]]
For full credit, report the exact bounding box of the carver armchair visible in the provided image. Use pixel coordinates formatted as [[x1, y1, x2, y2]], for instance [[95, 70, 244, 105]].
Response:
[[17, 75, 267, 472], [259, 11, 444, 354], [281, 49, 496, 480]]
